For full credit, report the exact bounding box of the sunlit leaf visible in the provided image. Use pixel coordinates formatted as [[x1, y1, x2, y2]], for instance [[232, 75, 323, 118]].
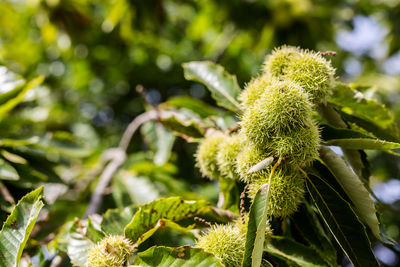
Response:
[[164, 96, 222, 118], [101, 206, 137, 236], [183, 61, 242, 112], [0, 187, 44, 267], [135, 246, 224, 267], [0, 66, 24, 105], [0, 158, 19, 180], [321, 124, 400, 153], [159, 113, 205, 140], [330, 83, 398, 137], [0, 76, 44, 120], [135, 219, 195, 246], [66, 218, 100, 267], [219, 177, 239, 213], [124, 197, 211, 243], [141, 121, 176, 165], [242, 184, 271, 267]]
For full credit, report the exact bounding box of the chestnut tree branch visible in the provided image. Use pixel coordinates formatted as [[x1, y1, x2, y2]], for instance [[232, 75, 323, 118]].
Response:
[[84, 109, 182, 218]]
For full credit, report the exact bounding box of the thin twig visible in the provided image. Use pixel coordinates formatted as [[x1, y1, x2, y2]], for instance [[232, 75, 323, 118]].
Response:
[[83, 148, 126, 218], [240, 183, 249, 224], [194, 217, 212, 227], [84, 110, 163, 218], [84, 107, 203, 217], [320, 51, 337, 56], [119, 110, 158, 151], [0, 181, 15, 204]]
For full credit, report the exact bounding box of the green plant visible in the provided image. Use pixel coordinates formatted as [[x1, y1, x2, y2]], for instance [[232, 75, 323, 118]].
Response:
[[86, 235, 135, 267], [2, 45, 400, 267]]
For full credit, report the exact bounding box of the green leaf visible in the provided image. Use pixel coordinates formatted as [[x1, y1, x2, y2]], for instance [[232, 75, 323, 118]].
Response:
[[135, 246, 224, 267], [0, 66, 25, 105], [86, 217, 105, 243], [33, 131, 92, 158], [305, 173, 378, 267], [135, 219, 195, 246], [242, 184, 271, 267], [338, 111, 400, 143], [124, 197, 211, 243], [119, 174, 160, 205], [0, 76, 44, 120], [0, 158, 19, 180], [265, 236, 328, 267], [159, 114, 205, 140], [219, 177, 239, 213], [321, 124, 400, 153], [66, 218, 99, 267], [101, 206, 137, 236], [141, 121, 176, 165], [0, 187, 44, 267], [182, 61, 242, 112], [330, 83, 398, 137], [319, 146, 380, 238], [292, 203, 338, 266], [164, 96, 222, 118], [317, 105, 373, 181], [327, 138, 400, 151]]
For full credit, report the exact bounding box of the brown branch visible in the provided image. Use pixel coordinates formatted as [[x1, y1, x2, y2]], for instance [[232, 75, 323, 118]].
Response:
[[240, 183, 249, 224], [83, 109, 182, 218], [0, 181, 15, 204], [119, 110, 158, 151], [320, 51, 337, 56], [84, 110, 163, 218]]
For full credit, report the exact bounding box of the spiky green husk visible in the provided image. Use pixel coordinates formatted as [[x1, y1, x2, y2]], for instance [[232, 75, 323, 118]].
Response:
[[236, 143, 270, 183], [216, 134, 244, 180], [235, 214, 273, 245], [86, 235, 135, 267], [196, 218, 272, 267], [263, 46, 301, 76], [196, 224, 246, 267], [241, 80, 313, 148], [247, 167, 305, 218], [284, 49, 335, 104], [195, 132, 225, 180], [267, 120, 320, 166], [264, 46, 335, 104], [239, 74, 272, 109]]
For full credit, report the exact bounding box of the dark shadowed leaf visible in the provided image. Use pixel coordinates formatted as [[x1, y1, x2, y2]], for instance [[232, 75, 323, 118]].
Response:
[[319, 146, 380, 238], [292, 203, 338, 267], [265, 236, 328, 267], [305, 173, 378, 267]]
